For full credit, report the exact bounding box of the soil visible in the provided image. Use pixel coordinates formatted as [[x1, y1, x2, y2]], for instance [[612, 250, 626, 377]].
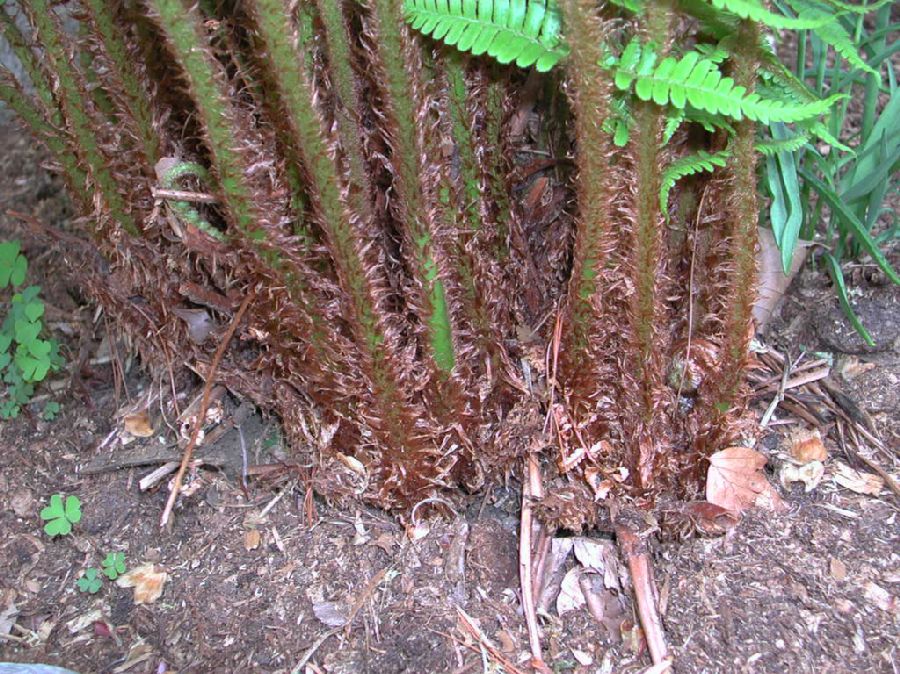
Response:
[[1, 116, 898, 674]]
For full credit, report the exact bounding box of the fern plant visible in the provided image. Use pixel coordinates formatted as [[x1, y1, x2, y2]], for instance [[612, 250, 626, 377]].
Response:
[[0, 0, 878, 530]]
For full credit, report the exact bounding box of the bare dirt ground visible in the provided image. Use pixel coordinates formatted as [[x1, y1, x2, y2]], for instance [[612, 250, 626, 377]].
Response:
[[0, 119, 898, 674]]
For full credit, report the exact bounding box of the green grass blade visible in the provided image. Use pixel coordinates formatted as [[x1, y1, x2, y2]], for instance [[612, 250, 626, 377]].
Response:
[[799, 167, 900, 284], [822, 253, 874, 345]]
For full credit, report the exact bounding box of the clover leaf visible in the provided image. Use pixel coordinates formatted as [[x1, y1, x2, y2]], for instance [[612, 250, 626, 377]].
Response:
[[0, 241, 27, 288], [101, 552, 127, 580], [77, 568, 102, 594], [40, 494, 82, 537], [42, 401, 61, 421]]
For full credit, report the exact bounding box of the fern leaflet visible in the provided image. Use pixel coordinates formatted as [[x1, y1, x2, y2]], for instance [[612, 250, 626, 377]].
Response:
[[707, 0, 836, 29], [404, 0, 569, 72], [755, 131, 810, 156], [614, 41, 846, 124], [659, 149, 731, 214], [785, 0, 878, 76]]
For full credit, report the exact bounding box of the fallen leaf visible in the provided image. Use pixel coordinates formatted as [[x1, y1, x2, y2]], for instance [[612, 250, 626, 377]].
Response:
[[536, 537, 575, 613], [9, 488, 34, 517], [495, 629, 516, 654], [244, 529, 261, 551], [829, 558, 847, 582], [832, 462, 884, 496], [66, 609, 105, 633], [335, 452, 366, 476], [172, 307, 215, 344], [863, 581, 897, 613], [313, 601, 347, 628], [0, 602, 18, 637], [116, 564, 168, 604], [123, 411, 154, 438], [572, 649, 593, 666], [405, 521, 430, 541], [753, 226, 812, 330], [788, 429, 828, 463], [780, 460, 825, 492], [706, 447, 786, 514], [838, 356, 875, 381], [557, 567, 586, 616], [683, 502, 740, 536], [573, 537, 620, 590]]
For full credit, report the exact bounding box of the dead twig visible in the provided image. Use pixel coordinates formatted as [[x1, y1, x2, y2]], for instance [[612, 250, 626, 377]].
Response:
[[520, 454, 550, 673], [160, 292, 254, 528], [844, 424, 900, 500], [152, 187, 218, 204], [455, 607, 529, 674], [615, 524, 671, 669]]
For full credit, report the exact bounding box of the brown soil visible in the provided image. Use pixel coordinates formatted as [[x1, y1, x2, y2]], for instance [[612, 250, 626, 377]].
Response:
[[1, 119, 898, 674]]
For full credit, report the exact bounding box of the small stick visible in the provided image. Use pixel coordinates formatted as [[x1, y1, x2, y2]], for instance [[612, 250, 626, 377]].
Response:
[[519, 454, 550, 673], [616, 524, 670, 667], [152, 188, 219, 204], [160, 292, 254, 528]]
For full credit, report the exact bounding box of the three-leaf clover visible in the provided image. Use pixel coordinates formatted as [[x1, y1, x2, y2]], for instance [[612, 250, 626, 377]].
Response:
[[39, 494, 82, 537], [42, 401, 61, 421], [0, 241, 28, 288], [77, 568, 102, 594], [101, 552, 127, 580]]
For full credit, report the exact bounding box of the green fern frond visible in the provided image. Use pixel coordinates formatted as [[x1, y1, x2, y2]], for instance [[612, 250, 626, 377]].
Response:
[[403, 0, 569, 71], [614, 42, 845, 124], [818, 0, 892, 13], [662, 108, 685, 144], [707, 0, 835, 30], [755, 130, 809, 155], [785, 0, 878, 76], [659, 149, 730, 214]]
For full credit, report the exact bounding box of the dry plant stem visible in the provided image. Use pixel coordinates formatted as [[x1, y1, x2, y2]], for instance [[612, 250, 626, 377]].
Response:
[[519, 454, 548, 672], [160, 292, 254, 529], [151, 188, 218, 204], [615, 524, 670, 666]]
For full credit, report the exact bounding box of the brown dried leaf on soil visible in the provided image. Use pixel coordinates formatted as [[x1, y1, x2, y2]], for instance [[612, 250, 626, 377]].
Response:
[[116, 563, 168, 604], [706, 447, 786, 514], [832, 462, 884, 495], [123, 411, 154, 438], [788, 428, 828, 463]]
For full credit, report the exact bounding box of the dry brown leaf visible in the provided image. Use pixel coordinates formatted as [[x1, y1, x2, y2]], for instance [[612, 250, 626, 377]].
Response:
[[829, 558, 847, 582], [753, 227, 812, 331], [788, 429, 828, 463], [683, 502, 740, 536], [123, 411, 154, 438], [706, 447, 786, 515], [838, 356, 875, 381], [832, 461, 884, 495], [244, 529, 261, 551], [863, 581, 897, 613], [116, 563, 168, 604]]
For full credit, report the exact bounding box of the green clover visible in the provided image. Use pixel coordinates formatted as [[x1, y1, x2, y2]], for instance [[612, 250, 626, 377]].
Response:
[[77, 568, 102, 594], [101, 552, 127, 580], [0, 241, 27, 288], [39, 494, 82, 537], [42, 401, 61, 421]]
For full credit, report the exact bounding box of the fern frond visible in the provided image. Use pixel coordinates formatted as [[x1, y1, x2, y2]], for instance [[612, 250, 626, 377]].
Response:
[[819, 0, 892, 13], [785, 0, 878, 76], [403, 0, 569, 71], [659, 149, 730, 214], [614, 41, 845, 124], [755, 130, 809, 155], [707, 0, 835, 29]]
